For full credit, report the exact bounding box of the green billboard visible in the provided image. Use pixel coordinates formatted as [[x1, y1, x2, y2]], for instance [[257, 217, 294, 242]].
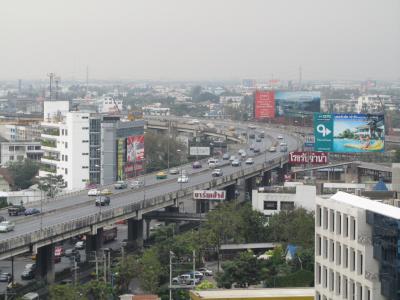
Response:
[[314, 113, 384, 153]]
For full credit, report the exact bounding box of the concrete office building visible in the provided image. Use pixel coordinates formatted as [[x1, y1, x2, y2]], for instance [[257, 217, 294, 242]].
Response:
[[315, 191, 400, 300], [0, 137, 42, 166], [252, 185, 316, 218]]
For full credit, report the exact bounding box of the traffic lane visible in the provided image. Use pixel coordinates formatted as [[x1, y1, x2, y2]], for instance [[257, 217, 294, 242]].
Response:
[[0, 133, 297, 240]]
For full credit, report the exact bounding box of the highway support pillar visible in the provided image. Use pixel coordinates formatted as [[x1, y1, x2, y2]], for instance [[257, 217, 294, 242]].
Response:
[[86, 228, 104, 254], [225, 184, 236, 201], [127, 218, 143, 248], [262, 170, 272, 186], [37, 244, 55, 284], [244, 177, 255, 201], [145, 219, 151, 240]]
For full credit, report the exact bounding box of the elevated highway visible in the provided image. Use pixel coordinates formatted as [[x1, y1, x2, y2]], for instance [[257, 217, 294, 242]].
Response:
[[0, 118, 302, 282]]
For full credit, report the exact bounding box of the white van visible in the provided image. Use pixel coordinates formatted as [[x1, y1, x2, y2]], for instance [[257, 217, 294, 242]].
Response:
[[22, 292, 39, 300]]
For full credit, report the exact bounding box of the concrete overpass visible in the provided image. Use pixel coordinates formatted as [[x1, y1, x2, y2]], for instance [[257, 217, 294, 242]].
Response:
[[0, 119, 301, 282]]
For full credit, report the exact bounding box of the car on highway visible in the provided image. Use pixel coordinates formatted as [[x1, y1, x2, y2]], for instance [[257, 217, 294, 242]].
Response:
[[156, 171, 167, 179], [95, 196, 110, 206], [177, 175, 189, 183], [269, 146, 277, 152], [0, 221, 15, 232], [114, 181, 128, 189], [131, 180, 144, 189], [192, 161, 202, 169], [280, 142, 288, 152], [88, 188, 100, 196], [249, 144, 255, 151], [8, 205, 26, 216], [169, 168, 179, 175], [222, 153, 230, 160], [24, 208, 40, 216], [211, 169, 223, 177], [198, 267, 213, 276], [245, 158, 254, 165], [21, 292, 39, 300], [64, 248, 78, 257], [172, 274, 198, 285], [253, 147, 260, 153], [229, 155, 236, 162], [259, 132, 265, 138], [231, 159, 241, 167], [75, 241, 85, 250], [256, 137, 262, 142], [249, 133, 255, 139], [0, 272, 11, 283], [21, 269, 35, 280], [277, 135, 283, 139], [240, 152, 247, 158], [100, 188, 112, 195], [208, 158, 218, 168]]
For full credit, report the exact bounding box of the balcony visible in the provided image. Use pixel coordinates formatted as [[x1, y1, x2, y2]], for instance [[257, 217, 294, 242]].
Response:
[[41, 156, 60, 165], [41, 139, 57, 148], [40, 164, 56, 174], [42, 128, 60, 136]]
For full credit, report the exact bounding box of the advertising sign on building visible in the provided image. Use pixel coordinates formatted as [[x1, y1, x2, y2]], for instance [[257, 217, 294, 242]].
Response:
[[189, 147, 210, 156], [289, 151, 328, 165], [193, 190, 226, 200], [127, 135, 145, 162], [314, 113, 384, 153], [274, 91, 320, 117], [254, 91, 275, 119], [117, 138, 124, 180], [304, 135, 315, 148]]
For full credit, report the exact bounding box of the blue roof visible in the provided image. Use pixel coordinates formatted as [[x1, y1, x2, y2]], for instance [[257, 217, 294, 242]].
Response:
[[373, 179, 388, 191], [286, 244, 298, 257]]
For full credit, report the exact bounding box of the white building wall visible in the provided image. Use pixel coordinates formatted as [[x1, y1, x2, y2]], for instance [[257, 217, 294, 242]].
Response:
[[315, 195, 382, 300], [43, 101, 70, 119]]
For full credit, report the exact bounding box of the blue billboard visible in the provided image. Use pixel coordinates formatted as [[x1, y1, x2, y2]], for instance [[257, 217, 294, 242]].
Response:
[[275, 91, 320, 117], [314, 113, 385, 153]]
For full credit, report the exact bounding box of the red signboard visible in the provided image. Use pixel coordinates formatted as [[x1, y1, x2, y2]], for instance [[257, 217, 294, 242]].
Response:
[[289, 151, 328, 165], [254, 91, 275, 119], [127, 135, 144, 162]]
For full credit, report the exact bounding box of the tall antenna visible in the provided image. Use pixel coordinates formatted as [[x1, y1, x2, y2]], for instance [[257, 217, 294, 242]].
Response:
[[55, 76, 61, 100], [47, 73, 55, 101], [86, 66, 89, 96], [298, 66, 302, 90]]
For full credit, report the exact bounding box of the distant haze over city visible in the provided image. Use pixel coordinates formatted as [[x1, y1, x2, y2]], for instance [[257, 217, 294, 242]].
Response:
[[0, 0, 399, 81]]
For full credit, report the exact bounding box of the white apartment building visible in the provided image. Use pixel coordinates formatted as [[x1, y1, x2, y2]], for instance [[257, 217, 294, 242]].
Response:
[[0, 124, 41, 141], [100, 95, 123, 113], [315, 191, 400, 300], [220, 96, 244, 108], [40, 101, 90, 190], [0, 139, 42, 166], [357, 95, 391, 113], [252, 185, 316, 217]]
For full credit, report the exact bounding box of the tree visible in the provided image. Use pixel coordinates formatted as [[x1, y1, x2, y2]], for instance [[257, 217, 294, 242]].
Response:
[[113, 254, 140, 294], [7, 159, 39, 190], [82, 280, 114, 300], [37, 174, 65, 198], [393, 149, 400, 163], [138, 248, 162, 293], [49, 283, 86, 300], [195, 280, 216, 290], [236, 203, 268, 243]]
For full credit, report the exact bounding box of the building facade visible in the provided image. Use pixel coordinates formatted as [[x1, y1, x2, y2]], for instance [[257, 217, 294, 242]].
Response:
[[315, 191, 400, 300], [0, 138, 42, 166]]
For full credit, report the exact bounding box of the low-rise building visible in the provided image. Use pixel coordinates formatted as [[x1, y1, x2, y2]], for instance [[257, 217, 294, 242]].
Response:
[[0, 137, 42, 166]]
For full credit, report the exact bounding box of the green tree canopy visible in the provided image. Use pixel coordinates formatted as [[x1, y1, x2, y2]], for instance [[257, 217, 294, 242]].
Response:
[[7, 159, 39, 190]]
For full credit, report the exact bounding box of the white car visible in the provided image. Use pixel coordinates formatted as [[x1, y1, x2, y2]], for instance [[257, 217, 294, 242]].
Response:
[[88, 189, 99, 196], [229, 155, 236, 162], [177, 175, 189, 183], [75, 241, 85, 250], [231, 159, 241, 167], [269, 146, 277, 152], [277, 135, 283, 139], [169, 168, 179, 175], [245, 158, 254, 165], [198, 268, 213, 276], [0, 221, 15, 233], [131, 180, 144, 189]]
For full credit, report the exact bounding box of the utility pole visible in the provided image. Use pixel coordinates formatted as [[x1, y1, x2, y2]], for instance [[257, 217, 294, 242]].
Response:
[[169, 251, 174, 300], [192, 250, 196, 287]]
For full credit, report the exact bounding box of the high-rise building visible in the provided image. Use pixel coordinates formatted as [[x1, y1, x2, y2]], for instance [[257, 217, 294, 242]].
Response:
[[315, 191, 400, 300]]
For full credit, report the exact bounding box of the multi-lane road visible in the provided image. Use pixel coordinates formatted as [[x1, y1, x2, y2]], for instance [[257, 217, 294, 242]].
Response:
[[0, 121, 301, 258]]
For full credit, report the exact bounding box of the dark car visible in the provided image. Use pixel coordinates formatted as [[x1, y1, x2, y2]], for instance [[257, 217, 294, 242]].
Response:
[[8, 205, 25, 216], [253, 147, 260, 153], [95, 196, 110, 206], [21, 270, 35, 280], [24, 208, 40, 216], [192, 161, 202, 169], [0, 273, 11, 283]]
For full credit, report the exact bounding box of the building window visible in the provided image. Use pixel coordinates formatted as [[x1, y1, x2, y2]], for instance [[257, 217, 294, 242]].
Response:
[[336, 212, 342, 235], [65, 142, 68, 149], [323, 267, 327, 288], [330, 239, 335, 262], [81, 116, 88, 119], [9, 155, 14, 161], [62, 155, 64, 161], [323, 208, 328, 230], [329, 269, 334, 291], [317, 235, 322, 256], [351, 248, 356, 271], [82, 140, 89, 143], [62, 129, 64, 135], [65, 155, 68, 162], [323, 237, 328, 259], [358, 252, 363, 275], [344, 215, 349, 237], [65, 129, 68, 135], [17, 155, 24, 161], [351, 217, 356, 240], [316, 263, 321, 284], [336, 242, 341, 265], [344, 246, 349, 268], [9, 146, 14, 151], [82, 153, 89, 155], [343, 277, 348, 299], [317, 205, 322, 227], [65, 168, 68, 175], [263, 201, 277, 210], [280, 201, 294, 211], [330, 209, 335, 232], [82, 127, 89, 130], [82, 166, 88, 169]]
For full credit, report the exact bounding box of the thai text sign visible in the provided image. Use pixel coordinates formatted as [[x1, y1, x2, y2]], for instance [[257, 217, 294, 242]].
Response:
[[193, 190, 226, 200], [289, 151, 328, 165]]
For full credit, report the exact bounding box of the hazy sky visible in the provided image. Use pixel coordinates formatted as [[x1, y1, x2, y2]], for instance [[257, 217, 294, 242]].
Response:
[[1, 0, 399, 81]]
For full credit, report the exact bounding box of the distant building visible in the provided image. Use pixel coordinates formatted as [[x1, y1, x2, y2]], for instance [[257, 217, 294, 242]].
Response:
[[357, 95, 391, 113], [220, 96, 243, 108], [252, 185, 316, 218], [0, 124, 41, 141], [320, 98, 358, 113], [142, 105, 170, 116], [100, 95, 123, 113], [315, 191, 400, 300], [0, 137, 42, 166]]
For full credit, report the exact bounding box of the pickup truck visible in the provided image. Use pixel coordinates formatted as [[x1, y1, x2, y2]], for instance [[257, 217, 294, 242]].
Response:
[[8, 205, 26, 216]]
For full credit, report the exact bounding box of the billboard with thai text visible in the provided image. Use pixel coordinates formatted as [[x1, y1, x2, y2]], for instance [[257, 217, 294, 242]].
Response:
[[314, 113, 384, 153], [254, 91, 275, 119], [289, 151, 328, 165], [193, 190, 226, 200], [127, 135, 145, 162]]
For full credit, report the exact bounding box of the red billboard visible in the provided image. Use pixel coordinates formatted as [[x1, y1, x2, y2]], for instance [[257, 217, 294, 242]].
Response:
[[289, 151, 328, 165], [254, 91, 275, 119], [127, 135, 144, 162]]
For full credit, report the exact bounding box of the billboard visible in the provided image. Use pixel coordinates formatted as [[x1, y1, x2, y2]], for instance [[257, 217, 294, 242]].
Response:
[[314, 113, 384, 153], [190, 147, 210, 156], [193, 190, 226, 200], [289, 151, 328, 165], [274, 91, 320, 117], [254, 91, 275, 119], [117, 138, 124, 180], [127, 135, 145, 162]]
